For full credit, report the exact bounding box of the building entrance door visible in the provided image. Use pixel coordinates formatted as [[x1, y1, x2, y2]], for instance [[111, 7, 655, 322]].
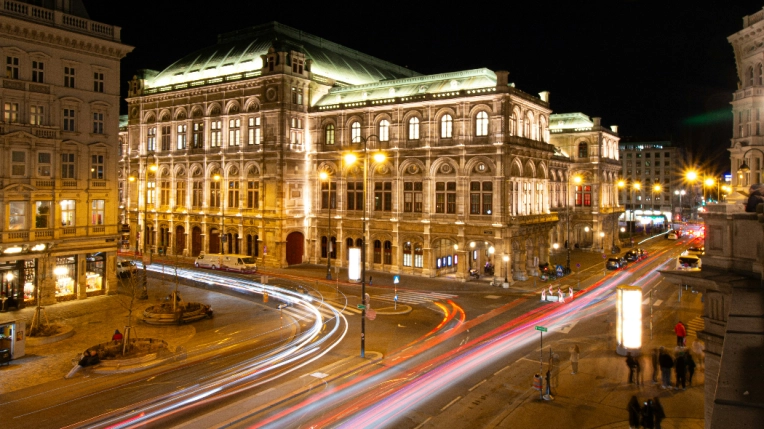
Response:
[[191, 226, 202, 256], [286, 232, 304, 265]]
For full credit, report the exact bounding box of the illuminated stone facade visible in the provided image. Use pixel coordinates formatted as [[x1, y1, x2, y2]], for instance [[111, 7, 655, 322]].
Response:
[[120, 22, 617, 280], [0, 0, 132, 305]]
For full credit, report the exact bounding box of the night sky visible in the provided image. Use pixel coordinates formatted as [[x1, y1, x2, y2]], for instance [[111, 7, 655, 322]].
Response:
[[81, 1, 764, 174]]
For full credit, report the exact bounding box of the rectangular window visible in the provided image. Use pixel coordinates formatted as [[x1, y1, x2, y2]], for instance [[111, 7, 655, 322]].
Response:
[[228, 181, 239, 208], [192, 122, 204, 148], [374, 182, 392, 211], [37, 152, 52, 176], [60, 200, 75, 226], [6, 56, 18, 79], [229, 118, 241, 146], [32, 60, 44, 83], [63, 108, 75, 131], [147, 180, 156, 205], [91, 155, 104, 179], [9, 201, 25, 230], [64, 66, 75, 88], [404, 182, 423, 212], [210, 120, 222, 147], [160, 181, 170, 206], [91, 200, 104, 225], [11, 151, 25, 176], [192, 182, 203, 208], [321, 182, 336, 209], [35, 201, 51, 228], [470, 182, 493, 214], [176, 124, 187, 149], [93, 72, 104, 92], [292, 87, 303, 105], [161, 125, 171, 151], [346, 182, 363, 211], [92, 112, 104, 134], [247, 181, 259, 209], [61, 153, 75, 178], [210, 181, 221, 208], [146, 126, 156, 151], [4, 102, 19, 123], [575, 185, 592, 207], [248, 117, 261, 145], [435, 182, 457, 214], [30, 105, 44, 125], [176, 181, 186, 207]]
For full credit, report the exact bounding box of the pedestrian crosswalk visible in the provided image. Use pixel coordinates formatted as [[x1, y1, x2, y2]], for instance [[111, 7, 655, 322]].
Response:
[[686, 316, 704, 338], [375, 291, 458, 305], [281, 304, 340, 322]]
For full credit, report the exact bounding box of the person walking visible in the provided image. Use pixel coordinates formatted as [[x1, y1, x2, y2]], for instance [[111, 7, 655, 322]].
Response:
[[686, 352, 696, 387], [653, 397, 666, 429], [627, 396, 641, 429], [641, 399, 655, 429], [626, 352, 638, 384], [569, 344, 580, 374], [651, 348, 660, 384], [674, 321, 686, 347], [675, 351, 687, 390], [658, 347, 674, 389], [691, 339, 705, 369]]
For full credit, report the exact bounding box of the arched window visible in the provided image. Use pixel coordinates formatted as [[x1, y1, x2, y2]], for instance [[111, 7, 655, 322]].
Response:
[[325, 124, 335, 145], [414, 243, 424, 268], [351, 121, 361, 143], [346, 237, 353, 261], [384, 241, 392, 265], [749, 66, 755, 87], [441, 114, 453, 138], [330, 236, 336, 259], [373, 240, 382, 263], [476, 111, 489, 136], [355, 238, 363, 248], [759, 63, 763, 85], [403, 242, 412, 267], [578, 142, 588, 158], [379, 120, 390, 141], [408, 117, 420, 140]]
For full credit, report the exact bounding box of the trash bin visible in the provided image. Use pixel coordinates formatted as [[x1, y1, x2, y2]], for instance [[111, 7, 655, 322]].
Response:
[[533, 374, 543, 391], [0, 348, 11, 366]]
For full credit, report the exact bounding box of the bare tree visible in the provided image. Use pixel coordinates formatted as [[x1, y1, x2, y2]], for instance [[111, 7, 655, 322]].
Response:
[[116, 263, 145, 355]]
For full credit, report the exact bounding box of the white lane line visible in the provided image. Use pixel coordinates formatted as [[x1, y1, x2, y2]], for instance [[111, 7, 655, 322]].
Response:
[[494, 365, 510, 376], [469, 380, 487, 392], [654, 299, 663, 307], [255, 387, 275, 396], [440, 396, 462, 412], [413, 417, 432, 429]]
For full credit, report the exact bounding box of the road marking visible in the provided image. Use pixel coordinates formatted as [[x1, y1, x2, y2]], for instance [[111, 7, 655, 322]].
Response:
[[494, 365, 510, 376], [376, 291, 458, 305], [469, 380, 487, 391], [440, 396, 462, 412], [653, 299, 663, 307], [414, 417, 432, 429], [255, 387, 275, 396], [560, 320, 579, 334], [485, 295, 501, 299], [686, 316, 704, 337]]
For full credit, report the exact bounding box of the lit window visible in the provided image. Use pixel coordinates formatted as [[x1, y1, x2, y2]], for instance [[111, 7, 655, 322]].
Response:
[[409, 117, 420, 140], [35, 201, 51, 228], [379, 120, 390, 141], [60, 200, 75, 226], [248, 117, 261, 145], [4, 102, 19, 123], [192, 122, 204, 148], [325, 124, 335, 145], [441, 114, 453, 138], [30, 105, 44, 125], [176, 124, 187, 149], [91, 200, 104, 225], [9, 201, 26, 230], [476, 111, 489, 136], [228, 181, 239, 208], [229, 118, 241, 146], [210, 120, 222, 147], [351, 121, 361, 143]]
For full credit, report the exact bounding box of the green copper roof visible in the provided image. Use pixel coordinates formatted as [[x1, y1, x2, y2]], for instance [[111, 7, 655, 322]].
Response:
[[314, 68, 497, 106], [147, 22, 419, 88], [549, 112, 593, 129]]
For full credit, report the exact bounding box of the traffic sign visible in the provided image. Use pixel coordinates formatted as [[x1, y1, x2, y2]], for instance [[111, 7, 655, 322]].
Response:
[[556, 265, 564, 277], [602, 253, 607, 259], [576, 263, 581, 268], [357, 304, 366, 310], [394, 295, 398, 301], [535, 326, 547, 332], [393, 275, 400, 284]]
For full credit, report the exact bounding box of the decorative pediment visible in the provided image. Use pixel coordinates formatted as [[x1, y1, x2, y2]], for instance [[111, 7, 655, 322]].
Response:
[[2, 183, 37, 193], [4, 130, 36, 139]]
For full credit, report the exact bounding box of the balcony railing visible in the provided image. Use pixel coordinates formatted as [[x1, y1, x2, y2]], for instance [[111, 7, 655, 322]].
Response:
[[0, 0, 121, 41]]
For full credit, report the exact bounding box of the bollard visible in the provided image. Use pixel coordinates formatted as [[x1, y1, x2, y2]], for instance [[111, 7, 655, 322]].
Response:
[[533, 373, 543, 400], [543, 370, 554, 400]]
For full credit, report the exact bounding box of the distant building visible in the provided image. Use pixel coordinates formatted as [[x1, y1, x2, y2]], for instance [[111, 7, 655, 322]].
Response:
[[618, 141, 683, 223], [0, 0, 132, 305], [549, 113, 623, 252]]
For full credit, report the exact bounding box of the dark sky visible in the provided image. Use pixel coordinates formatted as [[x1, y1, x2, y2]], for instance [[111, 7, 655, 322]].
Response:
[[82, 0, 764, 173]]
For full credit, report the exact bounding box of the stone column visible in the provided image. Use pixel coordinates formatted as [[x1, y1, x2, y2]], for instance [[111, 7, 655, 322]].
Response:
[[105, 251, 118, 295], [77, 254, 87, 300]]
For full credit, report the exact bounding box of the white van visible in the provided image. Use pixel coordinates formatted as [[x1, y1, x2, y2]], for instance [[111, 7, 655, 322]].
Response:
[[194, 253, 257, 273], [677, 255, 702, 270]]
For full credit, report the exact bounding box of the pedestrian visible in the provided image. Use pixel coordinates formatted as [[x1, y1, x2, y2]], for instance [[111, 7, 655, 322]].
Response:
[[686, 352, 696, 386], [691, 340, 705, 369], [626, 352, 638, 384], [675, 351, 687, 390], [627, 395, 641, 429], [641, 399, 655, 429], [112, 329, 123, 341], [636, 354, 643, 386], [658, 347, 674, 389], [653, 397, 666, 429], [569, 344, 580, 374], [651, 348, 659, 384], [65, 349, 100, 379], [675, 321, 686, 347]]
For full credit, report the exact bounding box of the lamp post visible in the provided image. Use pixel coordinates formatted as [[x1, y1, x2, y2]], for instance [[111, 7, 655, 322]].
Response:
[[320, 171, 334, 280], [686, 170, 698, 220], [344, 135, 384, 359], [675, 189, 685, 221], [140, 155, 157, 257], [704, 177, 714, 203], [552, 243, 559, 267], [599, 231, 605, 251], [567, 174, 582, 272], [736, 148, 764, 190], [503, 255, 509, 283], [631, 182, 641, 247]]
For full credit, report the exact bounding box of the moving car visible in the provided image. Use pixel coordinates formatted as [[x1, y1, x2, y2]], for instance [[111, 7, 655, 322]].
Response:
[[677, 255, 702, 270], [683, 245, 705, 256], [195, 253, 258, 273], [624, 248, 647, 262], [667, 232, 678, 240], [606, 257, 624, 270], [117, 259, 137, 277]]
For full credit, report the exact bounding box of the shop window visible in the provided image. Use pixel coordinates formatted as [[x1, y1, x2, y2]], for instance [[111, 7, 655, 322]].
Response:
[[86, 253, 104, 294], [54, 256, 76, 298]]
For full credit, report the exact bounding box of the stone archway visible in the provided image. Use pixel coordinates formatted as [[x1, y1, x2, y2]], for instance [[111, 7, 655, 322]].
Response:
[[286, 231, 304, 265]]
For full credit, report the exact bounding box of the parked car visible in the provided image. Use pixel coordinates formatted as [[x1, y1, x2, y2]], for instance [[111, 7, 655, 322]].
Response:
[[606, 257, 624, 270], [195, 253, 258, 273], [117, 259, 137, 277], [677, 254, 702, 270]]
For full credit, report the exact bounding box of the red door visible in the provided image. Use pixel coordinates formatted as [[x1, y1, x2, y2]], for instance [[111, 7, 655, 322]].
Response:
[[286, 232, 304, 265]]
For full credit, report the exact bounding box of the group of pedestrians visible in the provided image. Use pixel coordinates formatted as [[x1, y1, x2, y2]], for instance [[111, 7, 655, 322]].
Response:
[[657, 346, 697, 390], [628, 396, 665, 429]]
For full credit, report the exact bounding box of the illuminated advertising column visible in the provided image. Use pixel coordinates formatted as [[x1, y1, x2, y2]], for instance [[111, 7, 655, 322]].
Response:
[[616, 285, 642, 356], [348, 247, 361, 282]]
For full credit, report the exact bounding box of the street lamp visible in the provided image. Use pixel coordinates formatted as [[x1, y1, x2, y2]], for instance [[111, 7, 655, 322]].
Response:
[[320, 170, 334, 280], [213, 173, 224, 255], [567, 174, 582, 272], [344, 135, 385, 359], [674, 189, 686, 221], [599, 231, 605, 250], [503, 255, 509, 283], [652, 183, 662, 211], [736, 148, 764, 189], [704, 177, 715, 202], [552, 243, 559, 267], [686, 170, 698, 220]]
